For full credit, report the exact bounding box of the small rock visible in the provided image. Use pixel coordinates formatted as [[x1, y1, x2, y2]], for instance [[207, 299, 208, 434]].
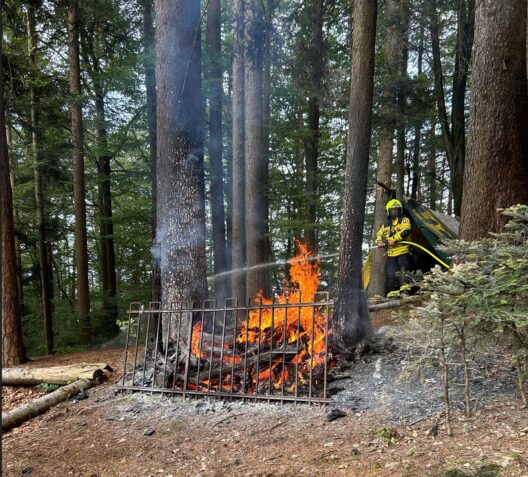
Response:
[[327, 409, 347, 422], [74, 390, 88, 401], [143, 427, 156, 436]]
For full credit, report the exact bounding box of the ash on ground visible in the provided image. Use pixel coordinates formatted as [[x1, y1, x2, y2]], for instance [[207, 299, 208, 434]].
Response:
[[329, 327, 517, 423], [109, 326, 517, 425]]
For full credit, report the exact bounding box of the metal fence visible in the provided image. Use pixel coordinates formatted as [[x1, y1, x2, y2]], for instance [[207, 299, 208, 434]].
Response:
[[116, 292, 333, 404]]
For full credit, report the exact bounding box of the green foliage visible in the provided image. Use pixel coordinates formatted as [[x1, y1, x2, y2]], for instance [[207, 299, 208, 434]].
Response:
[[397, 205, 528, 414], [4, 0, 466, 356], [368, 425, 399, 446], [35, 383, 62, 393]]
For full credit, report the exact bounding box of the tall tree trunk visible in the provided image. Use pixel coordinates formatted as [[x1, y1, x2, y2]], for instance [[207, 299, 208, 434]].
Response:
[[142, 0, 160, 304], [28, 3, 54, 354], [225, 75, 233, 281], [2, 129, 26, 366], [262, 0, 274, 268], [304, 0, 324, 252], [1, 7, 26, 364], [244, 0, 269, 298], [207, 0, 229, 305], [231, 0, 246, 305], [428, 116, 437, 209], [155, 0, 208, 332], [332, 0, 376, 351], [395, 0, 409, 201], [94, 87, 118, 335], [6, 119, 24, 317], [411, 25, 424, 200], [450, 0, 474, 217], [460, 0, 528, 239], [68, 0, 91, 345], [368, 0, 400, 298], [430, 0, 474, 217]]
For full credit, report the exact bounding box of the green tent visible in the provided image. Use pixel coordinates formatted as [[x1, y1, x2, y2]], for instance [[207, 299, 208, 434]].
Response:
[[362, 197, 458, 288]]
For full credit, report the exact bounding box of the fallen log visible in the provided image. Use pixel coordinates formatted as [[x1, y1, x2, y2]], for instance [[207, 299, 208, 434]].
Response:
[[2, 363, 112, 386], [2, 378, 94, 431], [367, 300, 401, 312]]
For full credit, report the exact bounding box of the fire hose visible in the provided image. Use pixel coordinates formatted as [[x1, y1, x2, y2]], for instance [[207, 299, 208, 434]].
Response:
[[371, 240, 450, 269]]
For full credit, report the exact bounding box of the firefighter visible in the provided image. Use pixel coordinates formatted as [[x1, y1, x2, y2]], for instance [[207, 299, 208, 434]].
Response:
[[375, 199, 412, 296]]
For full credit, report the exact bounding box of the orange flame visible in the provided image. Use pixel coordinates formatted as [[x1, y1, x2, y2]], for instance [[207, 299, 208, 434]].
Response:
[[189, 241, 329, 393]]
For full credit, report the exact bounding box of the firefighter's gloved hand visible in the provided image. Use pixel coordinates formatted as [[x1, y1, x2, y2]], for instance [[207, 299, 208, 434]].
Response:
[[387, 239, 396, 246], [376, 241, 384, 248]]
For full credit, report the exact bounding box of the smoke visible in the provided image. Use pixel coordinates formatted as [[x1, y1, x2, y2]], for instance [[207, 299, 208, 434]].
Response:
[[207, 253, 340, 283]]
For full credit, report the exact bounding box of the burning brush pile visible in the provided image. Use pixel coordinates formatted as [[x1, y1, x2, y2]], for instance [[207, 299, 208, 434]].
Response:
[[121, 242, 333, 403]]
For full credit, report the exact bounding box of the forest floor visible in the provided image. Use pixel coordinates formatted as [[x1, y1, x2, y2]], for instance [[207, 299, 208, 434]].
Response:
[[2, 312, 528, 477]]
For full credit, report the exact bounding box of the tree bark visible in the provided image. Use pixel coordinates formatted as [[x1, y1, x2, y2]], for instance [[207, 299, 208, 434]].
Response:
[[428, 116, 437, 209], [429, 0, 474, 217], [155, 0, 208, 336], [231, 0, 246, 305], [411, 25, 424, 200], [369, 0, 400, 298], [244, 0, 270, 298], [6, 119, 24, 318], [304, 0, 324, 252], [395, 0, 409, 202], [27, 2, 54, 354], [262, 0, 275, 269], [94, 88, 118, 335], [2, 134, 27, 366], [207, 0, 229, 305], [332, 0, 376, 351], [2, 7, 26, 363], [141, 0, 160, 304], [460, 0, 528, 239], [68, 0, 91, 345], [2, 363, 111, 386], [2, 378, 95, 431]]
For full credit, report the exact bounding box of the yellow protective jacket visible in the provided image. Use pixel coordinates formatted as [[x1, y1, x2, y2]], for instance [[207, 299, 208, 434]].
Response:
[[375, 217, 411, 257]]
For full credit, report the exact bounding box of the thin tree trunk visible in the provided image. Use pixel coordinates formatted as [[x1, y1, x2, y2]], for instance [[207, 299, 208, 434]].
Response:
[[231, 0, 246, 305], [440, 317, 452, 436], [6, 120, 24, 317], [450, 0, 474, 217], [304, 0, 324, 252], [244, 0, 269, 298], [428, 116, 437, 209], [225, 75, 233, 280], [460, 0, 528, 239], [207, 0, 229, 305], [142, 0, 160, 304], [369, 0, 399, 298], [395, 0, 409, 201], [68, 0, 91, 345], [28, 3, 54, 354], [460, 327, 471, 417], [515, 355, 527, 407], [430, 0, 474, 217], [262, 0, 275, 267], [155, 0, 208, 337], [332, 0, 377, 351], [411, 25, 424, 200], [94, 86, 118, 334]]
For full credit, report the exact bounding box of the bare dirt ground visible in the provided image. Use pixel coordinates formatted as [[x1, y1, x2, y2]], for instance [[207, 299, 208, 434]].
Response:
[[3, 330, 528, 477]]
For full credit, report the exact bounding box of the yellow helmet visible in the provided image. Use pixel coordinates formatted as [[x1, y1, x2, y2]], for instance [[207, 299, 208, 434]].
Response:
[[386, 199, 402, 212]]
